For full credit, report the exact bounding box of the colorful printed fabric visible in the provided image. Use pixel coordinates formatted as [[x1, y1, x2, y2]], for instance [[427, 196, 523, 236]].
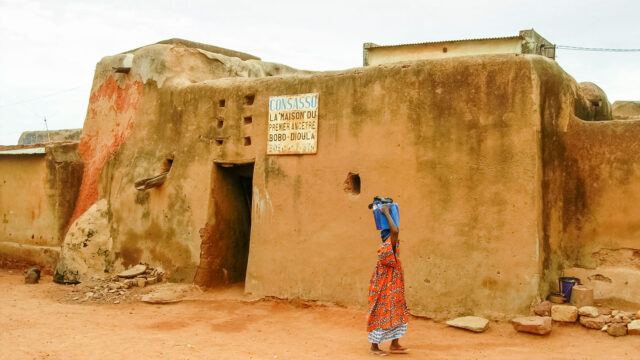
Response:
[[367, 238, 409, 336], [368, 323, 408, 344]]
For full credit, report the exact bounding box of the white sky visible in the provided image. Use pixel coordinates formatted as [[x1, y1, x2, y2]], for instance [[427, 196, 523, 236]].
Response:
[[1, 0, 638, 145]]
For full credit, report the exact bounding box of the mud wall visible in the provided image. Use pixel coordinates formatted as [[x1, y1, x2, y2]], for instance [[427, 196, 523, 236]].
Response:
[[0, 144, 82, 270], [555, 118, 640, 305], [209, 54, 546, 319]]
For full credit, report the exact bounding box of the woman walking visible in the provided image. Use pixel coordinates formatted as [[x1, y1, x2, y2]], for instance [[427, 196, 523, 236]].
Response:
[[367, 203, 409, 356]]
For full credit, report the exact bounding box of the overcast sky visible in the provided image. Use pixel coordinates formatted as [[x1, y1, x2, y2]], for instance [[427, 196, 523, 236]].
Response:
[[1, 0, 638, 145]]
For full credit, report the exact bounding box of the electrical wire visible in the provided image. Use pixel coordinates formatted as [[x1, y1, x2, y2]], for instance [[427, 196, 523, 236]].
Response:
[[0, 86, 84, 108], [556, 45, 640, 52]]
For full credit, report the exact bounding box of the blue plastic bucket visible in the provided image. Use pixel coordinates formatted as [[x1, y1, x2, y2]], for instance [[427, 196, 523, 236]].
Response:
[[559, 277, 580, 302], [372, 203, 400, 230]]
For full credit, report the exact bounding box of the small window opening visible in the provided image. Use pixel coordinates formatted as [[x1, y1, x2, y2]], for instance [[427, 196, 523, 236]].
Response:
[[243, 116, 252, 125], [244, 95, 255, 105], [215, 139, 224, 145], [442, 47, 448, 53], [162, 158, 174, 172], [219, 99, 226, 107], [244, 137, 251, 146], [344, 172, 361, 195], [217, 120, 224, 128]]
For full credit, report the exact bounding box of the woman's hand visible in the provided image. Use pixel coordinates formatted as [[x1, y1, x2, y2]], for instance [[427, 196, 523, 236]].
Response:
[[380, 204, 391, 215]]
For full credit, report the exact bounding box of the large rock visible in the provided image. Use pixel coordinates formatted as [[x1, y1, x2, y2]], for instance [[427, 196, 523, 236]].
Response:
[[606, 323, 627, 337], [445, 316, 490, 333], [532, 301, 552, 317], [628, 320, 640, 335], [551, 305, 578, 322], [578, 306, 599, 317], [54, 200, 114, 284], [512, 316, 552, 335], [579, 315, 607, 330]]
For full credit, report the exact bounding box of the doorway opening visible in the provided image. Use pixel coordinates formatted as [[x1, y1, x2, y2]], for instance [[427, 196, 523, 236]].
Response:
[[195, 163, 253, 287]]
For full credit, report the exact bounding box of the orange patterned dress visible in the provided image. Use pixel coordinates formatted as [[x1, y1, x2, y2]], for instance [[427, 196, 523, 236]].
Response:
[[367, 237, 409, 343]]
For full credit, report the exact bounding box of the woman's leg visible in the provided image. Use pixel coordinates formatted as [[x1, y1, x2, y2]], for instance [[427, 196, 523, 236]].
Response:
[[390, 338, 408, 352], [370, 342, 386, 355]]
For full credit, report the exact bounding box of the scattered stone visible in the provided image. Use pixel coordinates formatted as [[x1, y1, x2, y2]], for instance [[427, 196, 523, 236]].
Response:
[[611, 310, 621, 316], [24, 268, 41, 284], [117, 264, 148, 278], [512, 316, 552, 335], [72, 296, 80, 301], [136, 277, 146, 288], [570, 285, 593, 308], [578, 306, 599, 317], [114, 300, 120, 304], [606, 323, 627, 337], [146, 277, 157, 285], [612, 314, 624, 323], [141, 293, 183, 304], [599, 307, 612, 315], [445, 316, 490, 333], [579, 315, 608, 329], [628, 320, 640, 335], [85, 292, 94, 297], [533, 301, 552, 317], [551, 305, 578, 322], [124, 279, 136, 288]]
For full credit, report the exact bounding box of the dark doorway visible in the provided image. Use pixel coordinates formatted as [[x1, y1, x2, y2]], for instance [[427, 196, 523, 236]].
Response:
[[194, 163, 253, 287]]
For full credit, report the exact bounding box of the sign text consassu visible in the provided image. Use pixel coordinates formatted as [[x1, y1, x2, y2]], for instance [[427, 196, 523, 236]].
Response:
[[267, 93, 318, 155]]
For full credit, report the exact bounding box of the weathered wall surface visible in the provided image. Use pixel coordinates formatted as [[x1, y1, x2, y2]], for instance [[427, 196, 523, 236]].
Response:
[[555, 119, 640, 306], [365, 38, 522, 66], [0, 144, 82, 271], [71, 43, 310, 282], [612, 101, 640, 120], [18, 129, 82, 145]]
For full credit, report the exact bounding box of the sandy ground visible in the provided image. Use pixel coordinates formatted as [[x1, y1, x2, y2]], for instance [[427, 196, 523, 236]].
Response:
[[1, 269, 638, 360]]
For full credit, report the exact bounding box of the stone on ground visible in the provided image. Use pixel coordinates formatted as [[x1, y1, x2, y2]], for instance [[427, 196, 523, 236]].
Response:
[[578, 306, 599, 317], [118, 264, 148, 278], [511, 316, 552, 335], [532, 301, 552, 317], [579, 315, 608, 330], [606, 323, 627, 337], [551, 305, 578, 322], [54, 199, 113, 284], [628, 320, 640, 335], [445, 316, 490, 333]]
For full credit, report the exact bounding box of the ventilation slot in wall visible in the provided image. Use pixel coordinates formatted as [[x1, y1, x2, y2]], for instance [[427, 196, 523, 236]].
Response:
[[217, 119, 224, 128], [244, 137, 251, 146], [344, 172, 361, 195], [215, 139, 224, 146], [243, 116, 252, 125], [219, 99, 226, 107], [244, 95, 255, 105]]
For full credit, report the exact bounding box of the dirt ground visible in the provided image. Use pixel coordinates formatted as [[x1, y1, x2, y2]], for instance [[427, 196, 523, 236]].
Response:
[[1, 269, 638, 360]]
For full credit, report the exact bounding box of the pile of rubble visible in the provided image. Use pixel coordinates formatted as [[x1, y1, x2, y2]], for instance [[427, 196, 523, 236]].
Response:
[[67, 264, 164, 304], [511, 301, 640, 336]]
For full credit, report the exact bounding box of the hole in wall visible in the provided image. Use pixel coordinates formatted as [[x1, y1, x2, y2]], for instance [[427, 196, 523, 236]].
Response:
[[215, 139, 224, 146], [219, 99, 226, 107], [162, 157, 174, 172], [244, 137, 251, 146], [344, 172, 361, 195], [244, 95, 255, 105], [217, 120, 224, 128], [243, 116, 252, 125], [443, 47, 448, 53]]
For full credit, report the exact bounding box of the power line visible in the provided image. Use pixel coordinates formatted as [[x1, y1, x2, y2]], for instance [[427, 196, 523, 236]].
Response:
[[0, 86, 85, 108], [556, 45, 640, 52]]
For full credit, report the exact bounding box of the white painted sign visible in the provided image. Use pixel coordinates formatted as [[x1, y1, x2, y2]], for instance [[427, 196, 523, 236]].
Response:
[[267, 93, 318, 155]]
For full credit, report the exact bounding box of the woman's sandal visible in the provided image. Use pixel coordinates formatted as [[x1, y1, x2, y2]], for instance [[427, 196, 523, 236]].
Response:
[[369, 350, 388, 356]]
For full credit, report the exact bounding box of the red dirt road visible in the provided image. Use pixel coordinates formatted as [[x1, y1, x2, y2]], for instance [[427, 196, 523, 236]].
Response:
[[1, 269, 638, 360]]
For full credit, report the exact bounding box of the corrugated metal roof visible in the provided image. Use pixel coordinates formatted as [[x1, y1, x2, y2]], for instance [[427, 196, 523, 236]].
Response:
[[367, 35, 522, 49], [0, 147, 46, 155]]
